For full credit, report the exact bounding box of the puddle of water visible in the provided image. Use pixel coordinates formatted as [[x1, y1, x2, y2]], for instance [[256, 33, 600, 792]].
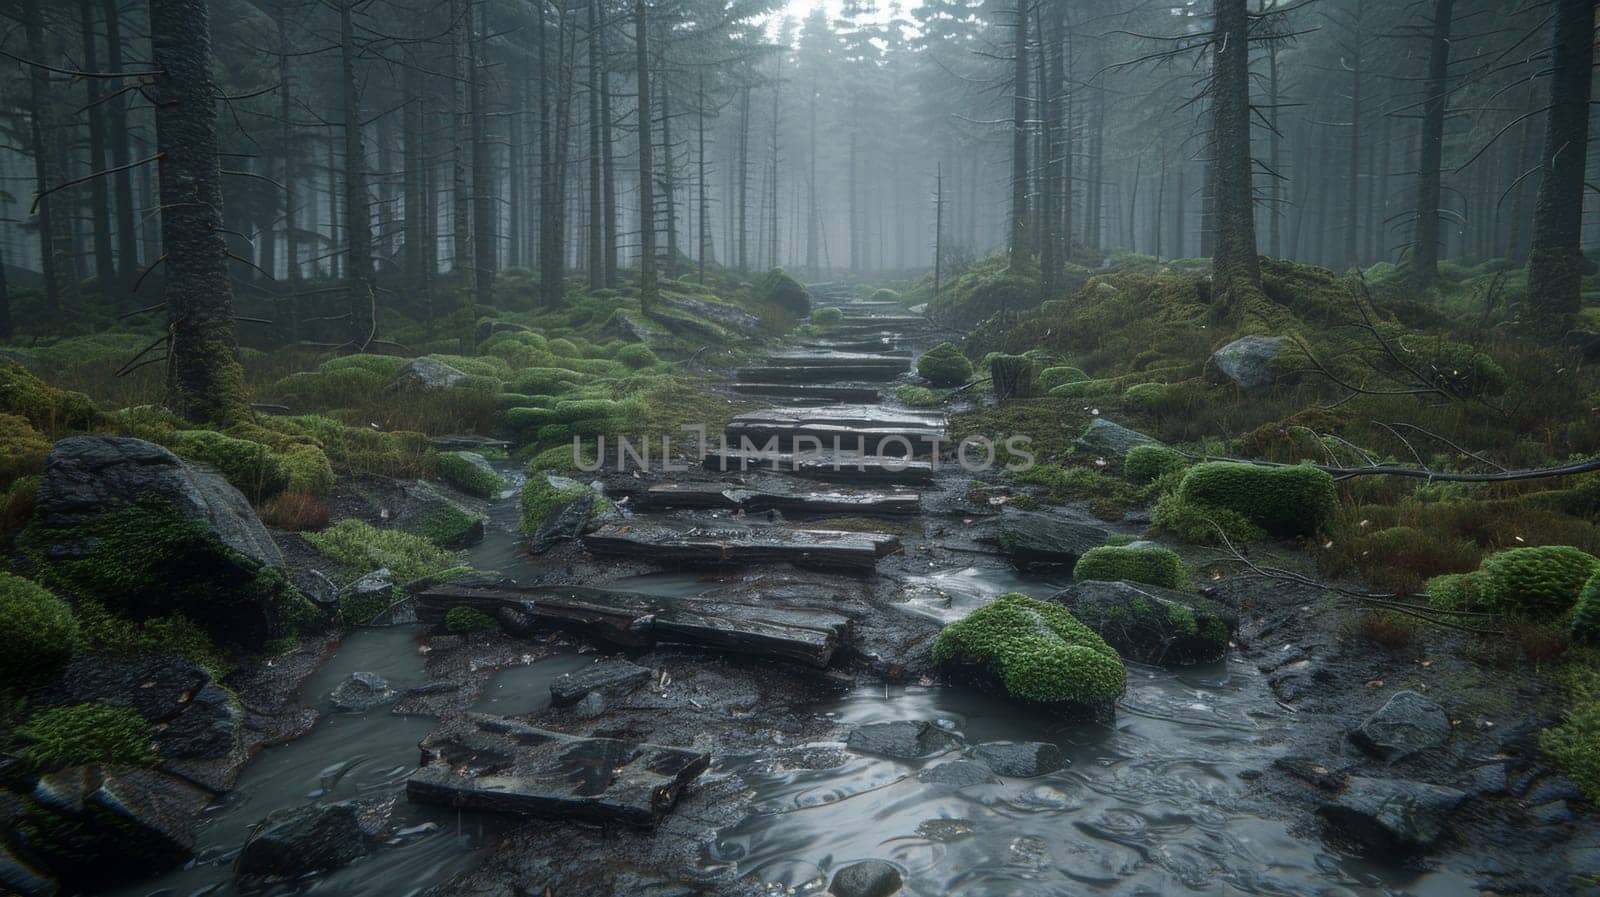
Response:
[[707, 662, 1480, 897], [472, 654, 597, 716], [111, 627, 499, 897], [896, 564, 1072, 624]]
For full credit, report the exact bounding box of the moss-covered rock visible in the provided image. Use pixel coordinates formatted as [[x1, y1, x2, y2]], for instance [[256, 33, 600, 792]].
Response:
[[391, 481, 484, 549], [895, 385, 940, 408], [757, 268, 812, 316], [1054, 580, 1237, 666], [811, 306, 843, 327], [932, 592, 1125, 715], [1425, 571, 1483, 611], [989, 354, 1039, 400], [1172, 462, 1337, 538], [1038, 366, 1089, 391], [0, 572, 77, 687], [436, 451, 506, 497], [1122, 381, 1170, 411], [18, 437, 319, 647], [614, 343, 658, 369], [1123, 444, 1189, 483], [0, 412, 51, 489], [916, 342, 972, 388], [1151, 491, 1268, 543], [1073, 545, 1191, 590], [0, 359, 102, 434], [16, 703, 155, 771], [520, 474, 602, 551], [1474, 545, 1599, 617], [279, 443, 335, 495], [444, 606, 497, 633]]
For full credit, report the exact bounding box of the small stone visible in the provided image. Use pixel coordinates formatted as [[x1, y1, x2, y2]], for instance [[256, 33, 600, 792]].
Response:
[[342, 569, 396, 625], [1317, 776, 1467, 854], [329, 672, 397, 713], [916, 761, 998, 787], [1075, 418, 1160, 457], [294, 569, 340, 606], [550, 659, 651, 707], [1348, 691, 1450, 761], [845, 721, 960, 760], [1524, 775, 1583, 805], [236, 802, 371, 878], [1466, 762, 1508, 796], [574, 692, 608, 718], [972, 741, 1064, 778], [1206, 335, 1289, 392], [1526, 800, 1573, 827], [829, 859, 903, 897], [390, 357, 467, 390]]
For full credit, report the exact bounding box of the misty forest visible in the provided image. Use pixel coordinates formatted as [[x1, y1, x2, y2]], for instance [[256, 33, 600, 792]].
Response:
[[1, 0, 1600, 894]]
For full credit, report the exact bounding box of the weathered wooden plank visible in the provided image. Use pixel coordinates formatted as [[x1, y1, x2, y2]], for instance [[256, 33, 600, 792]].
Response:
[[582, 522, 898, 571], [735, 364, 908, 383], [701, 449, 935, 484], [414, 585, 850, 667], [406, 715, 709, 828], [636, 483, 920, 516], [763, 353, 911, 370], [730, 383, 883, 403], [724, 405, 946, 454]]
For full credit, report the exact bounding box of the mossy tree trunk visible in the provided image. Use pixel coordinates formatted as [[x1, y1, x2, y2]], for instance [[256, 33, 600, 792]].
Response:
[[1408, 0, 1453, 290], [1210, 0, 1265, 318], [635, 0, 659, 313], [149, 0, 250, 425], [1525, 0, 1596, 338]]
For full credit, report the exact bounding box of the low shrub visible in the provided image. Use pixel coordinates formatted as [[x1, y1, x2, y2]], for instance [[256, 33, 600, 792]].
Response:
[[1568, 571, 1600, 643], [1123, 444, 1189, 483], [1073, 545, 1191, 590], [1541, 666, 1600, 802], [168, 430, 289, 500], [1425, 571, 1482, 611], [614, 343, 658, 369], [917, 342, 972, 388], [812, 307, 843, 327], [259, 491, 331, 531], [0, 573, 76, 687], [0, 413, 51, 489], [1475, 545, 1599, 617], [895, 385, 941, 408], [72, 599, 228, 678], [1122, 381, 1170, 412], [1151, 491, 1268, 544], [1038, 366, 1089, 391], [1173, 462, 1337, 538]]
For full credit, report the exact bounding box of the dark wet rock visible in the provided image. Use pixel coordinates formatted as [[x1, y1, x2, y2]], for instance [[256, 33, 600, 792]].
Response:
[[475, 320, 530, 343], [1053, 580, 1237, 666], [391, 480, 485, 549], [329, 672, 398, 713], [550, 659, 652, 707], [1525, 775, 1583, 805], [724, 404, 938, 453], [418, 585, 850, 669], [634, 483, 919, 517], [1527, 800, 1573, 827], [406, 714, 709, 828], [429, 434, 512, 453], [19, 766, 210, 888], [236, 801, 373, 878], [584, 521, 897, 573], [574, 692, 609, 718], [703, 448, 934, 485], [660, 295, 761, 334], [916, 761, 998, 787], [729, 383, 882, 404], [390, 357, 467, 390], [1317, 777, 1467, 854], [972, 741, 1064, 778], [606, 310, 667, 346], [829, 859, 903, 897], [1348, 691, 1450, 761], [0, 843, 56, 897], [845, 721, 960, 760], [156, 684, 243, 760], [1206, 335, 1289, 392], [1074, 418, 1160, 457], [1466, 761, 1509, 796], [30, 654, 211, 725], [985, 510, 1109, 570], [294, 568, 340, 607], [1273, 757, 1347, 792]]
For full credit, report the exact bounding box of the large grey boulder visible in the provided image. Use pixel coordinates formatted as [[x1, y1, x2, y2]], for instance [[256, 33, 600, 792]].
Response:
[[390, 357, 467, 390], [1348, 691, 1451, 761], [1206, 336, 1290, 392], [829, 860, 903, 897], [985, 509, 1110, 571], [1075, 418, 1160, 457], [1318, 777, 1467, 854], [236, 802, 374, 879], [1053, 580, 1238, 666], [661, 295, 761, 334]]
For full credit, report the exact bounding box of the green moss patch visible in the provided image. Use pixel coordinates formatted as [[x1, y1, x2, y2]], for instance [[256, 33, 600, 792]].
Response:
[[306, 519, 466, 584], [445, 606, 498, 633], [1123, 444, 1189, 484], [1073, 545, 1191, 590], [16, 703, 155, 772], [437, 451, 507, 497], [917, 342, 972, 388], [0, 573, 76, 687], [1474, 545, 1599, 617], [932, 592, 1125, 711], [1172, 462, 1337, 538]]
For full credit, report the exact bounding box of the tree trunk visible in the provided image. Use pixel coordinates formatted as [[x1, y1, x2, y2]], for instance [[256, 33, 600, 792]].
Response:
[[79, 0, 116, 296], [1409, 0, 1453, 287], [806, 72, 819, 275], [450, 0, 471, 277], [150, 0, 248, 424], [737, 85, 751, 271], [1211, 0, 1263, 314], [339, 1, 375, 348], [103, 0, 139, 294], [1526, 0, 1596, 336], [588, 0, 605, 290], [599, 13, 618, 287], [635, 0, 658, 311], [1345, 5, 1363, 269], [1009, 0, 1030, 259], [661, 54, 679, 276], [23, 0, 72, 318], [278, 9, 299, 293], [469, 2, 495, 308], [698, 69, 710, 283]]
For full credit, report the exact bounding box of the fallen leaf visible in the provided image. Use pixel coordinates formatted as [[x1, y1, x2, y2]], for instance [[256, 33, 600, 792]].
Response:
[[1364, 678, 1384, 688]]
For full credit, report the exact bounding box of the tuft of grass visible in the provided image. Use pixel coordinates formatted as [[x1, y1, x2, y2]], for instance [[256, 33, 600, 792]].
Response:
[[304, 519, 467, 583], [259, 491, 332, 531], [16, 702, 155, 772]]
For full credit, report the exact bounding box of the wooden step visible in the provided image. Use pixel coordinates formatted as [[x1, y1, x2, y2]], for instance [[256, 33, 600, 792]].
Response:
[[796, 339, 907, 355], [635, 482, 920, 516], [730, 383, 882, 404], [406, 714, 709, 828], [415, 584, 852, 667], [763, 352, 911, 371], [702, 449, 936, 485], [724, 405, 946, 454], [582, 522, 899, 572], [736, 364, 908, 383]]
